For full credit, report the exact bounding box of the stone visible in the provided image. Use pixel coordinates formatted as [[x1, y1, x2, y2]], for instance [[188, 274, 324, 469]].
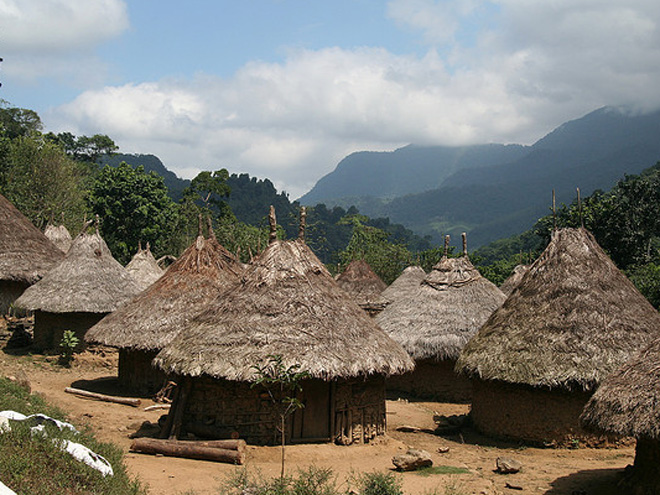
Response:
[[496, 457, 523, 474], [437, 446, 450, 453], [392, 448, 433, 471]]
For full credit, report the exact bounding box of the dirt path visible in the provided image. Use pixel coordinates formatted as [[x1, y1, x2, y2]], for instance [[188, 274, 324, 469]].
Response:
[[0, 350, 634, 495]]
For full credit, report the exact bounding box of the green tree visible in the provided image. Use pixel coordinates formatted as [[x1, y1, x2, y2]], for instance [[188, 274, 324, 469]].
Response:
[[0, 100, 43, 139], [88, 162, 180, 263], [45, 132, 118, 164]]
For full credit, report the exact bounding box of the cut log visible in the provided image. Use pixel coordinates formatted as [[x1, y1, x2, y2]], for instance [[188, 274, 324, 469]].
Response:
[[130, 438, 245, 465], [144, 404, 171, 412], [64, 387, 141, 407]]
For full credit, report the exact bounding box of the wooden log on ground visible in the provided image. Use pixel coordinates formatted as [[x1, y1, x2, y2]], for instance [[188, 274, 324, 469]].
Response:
[[140, 438, 246, 452], [130, 438, 245, 464], [64, 387, 141, 407], [144, 404, 170, 412]]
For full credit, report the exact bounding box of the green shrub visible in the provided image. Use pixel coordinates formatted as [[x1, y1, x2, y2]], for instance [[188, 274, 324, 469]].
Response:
[[350, 471, 403, 495], [58, 329, 80, 367]]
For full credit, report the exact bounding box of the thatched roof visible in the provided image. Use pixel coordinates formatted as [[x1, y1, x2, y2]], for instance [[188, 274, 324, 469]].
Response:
[[85, 234, 243, 351], [457, 228, 660, 392], [581, 336, 660, 439], [14, 230, 142, 314], [0, 194, 64, 284], [499, 264, 530, 296], [125, 243, 164, 290], [375, 255, 506, 361], [154, 238, 414, 381], [380, 266, 426, 305], [44, 223, 73, 254], [336, 259, 388, 311]]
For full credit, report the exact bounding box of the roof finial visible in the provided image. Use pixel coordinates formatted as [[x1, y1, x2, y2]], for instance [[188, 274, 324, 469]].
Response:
[[95, 214, 100, 235], [462, 232, 468, 257], [443, 235, 450, 258], [138, 240, 142, 251], [268, 205, 277, 244], [207, 215, 215, 239], [298, 206, 307, 242], [146, 241, 150, 251], [577, 187, 584, 228], [197, 213, 203, 237], [552, 189, 557, 231]]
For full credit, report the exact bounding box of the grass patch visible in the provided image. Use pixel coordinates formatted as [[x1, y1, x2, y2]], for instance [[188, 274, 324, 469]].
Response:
[[414, 466, 470, 477], [0, 377, 146, 495]]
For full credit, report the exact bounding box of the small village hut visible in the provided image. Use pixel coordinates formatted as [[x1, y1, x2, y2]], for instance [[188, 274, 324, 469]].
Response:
[[85, 228, 243, 395], [154, 207, 414, 445], [336, 259, 388, 316], [380, 266, 426, 306], [44, 223, 73, 254], [581, 336, 660, 492], [0, 194, 64, 314], [125, 242, 164, 291], [376, 234, 505, 402], [457, 227, 660, 446], [499, 264, 530, 296], [14, 226, 142, 351]]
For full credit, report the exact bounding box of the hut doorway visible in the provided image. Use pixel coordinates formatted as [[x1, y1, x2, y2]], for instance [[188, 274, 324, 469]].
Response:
[[291, 380, 331, 442]]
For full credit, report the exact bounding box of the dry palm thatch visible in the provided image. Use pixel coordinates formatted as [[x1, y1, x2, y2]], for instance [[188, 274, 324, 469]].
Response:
[[14, 230, 142, 313], [375, 254, 506, 361], [380, 266, 426, 305], [85, 233, 243, 351], [44, 223, 73, 254], [125, 242, 164, 290], [457, 227, 660, 392], [154, 238, 414, 381], [499, 264, 530, 296], [0, 193, 64, 284], [336, 259, 388, 311], [581, 336, 660, 439]]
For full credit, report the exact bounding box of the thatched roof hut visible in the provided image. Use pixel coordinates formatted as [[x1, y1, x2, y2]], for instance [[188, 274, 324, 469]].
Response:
[[154, 207, 413, 444], [581, 337, 660, 490], [15, 229, 142, 350], [336, 259, 388, 316], [380, 266, 426, 305], [85, 232, 243, 394], [44, 223, 73, 254], [125, 243, 164, 291], [376, 239, 505, 402], [499, 264, 530, 296], [0, 194, 64, 314], [457, 227, 660, 445]]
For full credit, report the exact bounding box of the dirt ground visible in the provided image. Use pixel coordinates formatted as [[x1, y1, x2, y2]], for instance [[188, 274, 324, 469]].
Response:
[[0, 348, 634, 495]]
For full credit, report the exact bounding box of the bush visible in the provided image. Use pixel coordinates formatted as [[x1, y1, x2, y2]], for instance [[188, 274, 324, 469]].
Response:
[[349, 471, 403, 495]]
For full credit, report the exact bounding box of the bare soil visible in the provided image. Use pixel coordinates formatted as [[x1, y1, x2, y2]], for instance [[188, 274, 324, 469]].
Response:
[[0, 348, 633, 495]]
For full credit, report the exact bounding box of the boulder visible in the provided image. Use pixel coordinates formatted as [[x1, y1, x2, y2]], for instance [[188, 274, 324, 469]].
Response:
[[392, 448, 433, 471], [496, 456, 522, 474]]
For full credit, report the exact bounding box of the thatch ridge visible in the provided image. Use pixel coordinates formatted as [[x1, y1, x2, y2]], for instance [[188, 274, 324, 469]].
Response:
[[457, 228, 660, 392], [125, 244, 164, 290], [375, 256, 505, 361], [336, 259, 388, 309], [14, 230, 141, 313], [499, 264, 530, 296], [0, 194, 64, 284], [154, 239, 414, 381], [581, 336, 660, 439], [85, 234, 243, 351], [380, 266, 426, 305], [44, 223, 73, 254]]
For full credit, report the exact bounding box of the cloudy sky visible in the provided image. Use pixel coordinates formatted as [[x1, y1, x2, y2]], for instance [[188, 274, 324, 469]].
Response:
[[2, 0, 660, 199]]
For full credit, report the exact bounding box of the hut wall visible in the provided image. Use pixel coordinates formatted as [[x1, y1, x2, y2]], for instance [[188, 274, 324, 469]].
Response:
[[0, 280, 29, 315], [118, 349, 167, 396], [470, 379, 617, 446], [386, 359, 472, 403], [630, 437, 660, 491], [170, 375, 387, 446], [32, 311, 104, 352]]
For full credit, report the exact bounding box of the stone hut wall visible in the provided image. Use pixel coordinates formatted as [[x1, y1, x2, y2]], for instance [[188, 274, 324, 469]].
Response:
[[118, 349, 167, 396], [32, 311, 104, 351], [0, 280, 28, 316], [386, 358, 472, 403]]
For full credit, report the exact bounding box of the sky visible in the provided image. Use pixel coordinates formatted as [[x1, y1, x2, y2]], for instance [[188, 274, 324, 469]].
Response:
[[2, 0, 660, 199]]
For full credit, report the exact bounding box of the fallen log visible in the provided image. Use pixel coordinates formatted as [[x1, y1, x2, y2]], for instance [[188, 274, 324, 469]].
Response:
[[130, 438, 245, 464], [143, 404, 171, 412], [64, 387, 141, 407]]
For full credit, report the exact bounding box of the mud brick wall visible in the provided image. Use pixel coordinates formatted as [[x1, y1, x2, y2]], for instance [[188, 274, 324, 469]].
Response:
[[334, 375, 386, 445], [32, 311, 104, 351], [386, 358, 472, 403], [118, 349, 167, 396]]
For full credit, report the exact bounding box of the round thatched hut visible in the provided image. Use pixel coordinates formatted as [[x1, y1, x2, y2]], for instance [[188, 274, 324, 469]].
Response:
[[0, 194, 64, 315], [336, 259, 388, 316], [499, 264, 530, 296], [581, 337, 660, 492], [376, 238, 505, 402], [85, 231, 243, 395], [154, 208, 414, 445], [380, 266, 426, 306], [125, 242, 164, 291], [14, 228, 142, 351], [457, 227, 660, 446], [44, 223, 73, 254]]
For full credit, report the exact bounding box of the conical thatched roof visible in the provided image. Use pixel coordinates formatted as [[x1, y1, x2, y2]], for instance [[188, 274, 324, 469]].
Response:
[[154, 238, 414, 381], [15, 230, 142, 313], [44, 223, 73, 254], [457, 228, 660, 392], [499, 264, 530, 296], [336, 259, 388, 310], [380, 266, 426, 305], [125, 243, 164, 290], [86, 234, 243, 351], [581, 336, 660, 439], [375, 255, 506, 361], [0, 194, 64, 284]]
